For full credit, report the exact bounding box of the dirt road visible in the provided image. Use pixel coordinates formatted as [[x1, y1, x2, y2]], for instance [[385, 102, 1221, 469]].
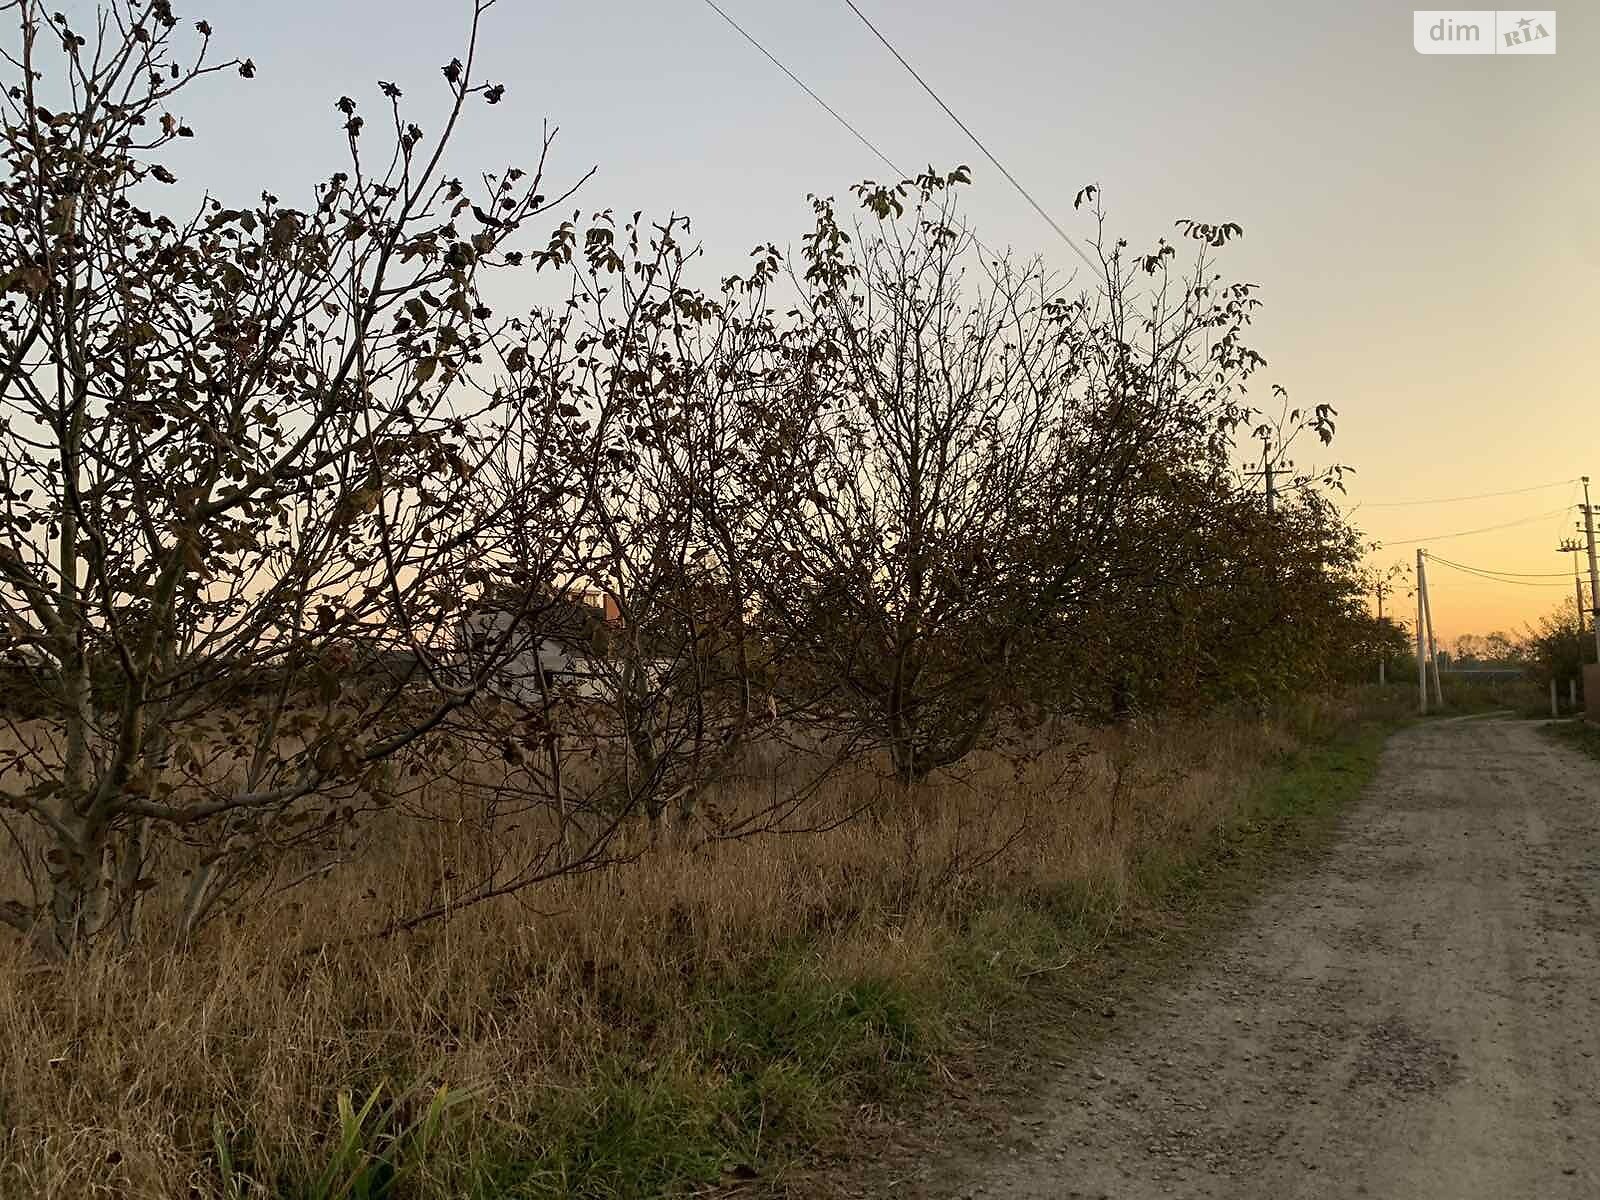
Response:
[[945, 718, 1600, 1199]]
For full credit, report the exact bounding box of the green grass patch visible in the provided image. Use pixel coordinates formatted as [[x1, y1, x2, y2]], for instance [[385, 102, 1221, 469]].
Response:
[[455, 958, 941, 1198], [1132, 720, 1390, 915]]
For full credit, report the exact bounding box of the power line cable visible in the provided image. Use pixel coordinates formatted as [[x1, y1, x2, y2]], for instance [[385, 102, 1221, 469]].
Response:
[[1425, 555, 1570, 578], [695, 1, 1025, 276], [696, 0, 1567, 562], [1552, 478, 1583, 543], [1426, 558, 1572, 588], [1358, 477, 1578, 508], [1380, 505, 1574, 547], [839, 0, 1102, 276], [698, 0, 901, 178]]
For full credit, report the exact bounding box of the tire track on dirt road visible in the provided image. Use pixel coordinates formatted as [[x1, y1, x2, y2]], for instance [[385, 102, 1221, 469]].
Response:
[[937, 718, 1600, 1199]]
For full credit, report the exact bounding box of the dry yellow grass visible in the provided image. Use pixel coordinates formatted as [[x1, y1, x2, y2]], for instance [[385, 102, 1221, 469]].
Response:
[[0, 700, 1351, 1199]]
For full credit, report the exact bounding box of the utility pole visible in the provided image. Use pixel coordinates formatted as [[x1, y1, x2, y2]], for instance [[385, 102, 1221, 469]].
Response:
[[1420, 553, 1433, 720], [1560, 537, 1586, 661], [1584, 476, 1600, 664], [1245, 442, 1277, 515], [1421, 551, 1443, 708], [1376, 577, 1388, 686]]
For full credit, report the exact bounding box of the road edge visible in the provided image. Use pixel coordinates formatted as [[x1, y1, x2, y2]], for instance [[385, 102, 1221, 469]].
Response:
[[787, 717, 1397, 1199]]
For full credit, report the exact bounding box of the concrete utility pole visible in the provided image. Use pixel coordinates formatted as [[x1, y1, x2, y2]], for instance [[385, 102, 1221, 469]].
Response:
[[1376, 577, 1388, 686], [1560, 537, 1586, 661], [1421, 552, 1443, 708], [1584, 476, 1600, 664], [1416, 549, 1427, 715]]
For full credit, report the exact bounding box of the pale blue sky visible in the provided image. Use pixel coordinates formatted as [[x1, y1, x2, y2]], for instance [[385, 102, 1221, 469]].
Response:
[[138, 1, 1599, 631]]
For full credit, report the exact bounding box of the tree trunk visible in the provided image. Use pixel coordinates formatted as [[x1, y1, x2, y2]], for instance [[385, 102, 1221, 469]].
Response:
[[114, 815, 150, 948], [40, 812, 115, 960]]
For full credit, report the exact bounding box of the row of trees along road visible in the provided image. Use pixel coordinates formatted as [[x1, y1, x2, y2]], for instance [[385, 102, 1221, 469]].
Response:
[[0, 0, 1386, 958]]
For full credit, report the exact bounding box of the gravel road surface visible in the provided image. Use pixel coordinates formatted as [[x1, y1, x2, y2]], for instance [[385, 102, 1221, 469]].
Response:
[[946, 718, 1600, 1199]]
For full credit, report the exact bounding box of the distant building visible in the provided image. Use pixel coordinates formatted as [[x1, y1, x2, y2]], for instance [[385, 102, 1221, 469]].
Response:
[[460, 591, 618, 703]]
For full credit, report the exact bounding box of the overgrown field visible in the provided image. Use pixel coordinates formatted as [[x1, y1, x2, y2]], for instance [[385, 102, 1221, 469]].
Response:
[[1435, 675, 1550, 718], [0, 696, 1396, 1200]]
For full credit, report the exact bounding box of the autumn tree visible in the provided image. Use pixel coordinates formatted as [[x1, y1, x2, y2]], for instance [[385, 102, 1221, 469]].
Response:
[[729, 172, 1276, 784], [0, 0, 620, 955], [1521, 600, 1584, 694], [1074, 401, 1376, 713], [463, 214, 797, 840]]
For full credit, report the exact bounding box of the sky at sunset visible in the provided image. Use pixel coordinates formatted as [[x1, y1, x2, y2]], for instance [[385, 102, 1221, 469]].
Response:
[[133, 0, 1598, 640]]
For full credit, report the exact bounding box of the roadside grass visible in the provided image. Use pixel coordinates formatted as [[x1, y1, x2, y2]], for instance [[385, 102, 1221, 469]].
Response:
[[1145, 717, 1389, 900], [1076, 713, 1392, 998], [1355, 677, 1555, 721], [1437, 676, 1544, 716], [800, 710, 1395, 1198], [1541, 718, 1600, 761], [0, 699, 1396, 1200]]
